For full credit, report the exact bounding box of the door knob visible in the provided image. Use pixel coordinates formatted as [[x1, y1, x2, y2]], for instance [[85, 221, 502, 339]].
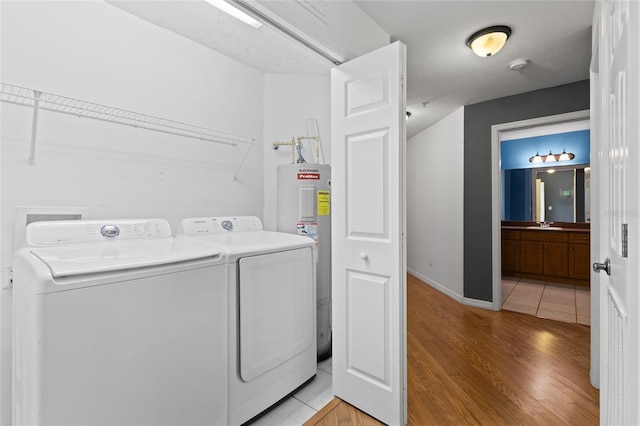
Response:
[[593, 257, 611, 275]]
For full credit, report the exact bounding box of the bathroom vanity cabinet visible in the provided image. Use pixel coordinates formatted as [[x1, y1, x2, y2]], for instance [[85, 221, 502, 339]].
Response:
[[568, 233, 591, 281], [501, 230, 521, 274], [501, 225, 590, 287]]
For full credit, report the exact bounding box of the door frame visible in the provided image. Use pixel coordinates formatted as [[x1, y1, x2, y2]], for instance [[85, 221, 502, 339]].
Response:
[[490, 109, 595, 385], [490, 109, 591, 310]]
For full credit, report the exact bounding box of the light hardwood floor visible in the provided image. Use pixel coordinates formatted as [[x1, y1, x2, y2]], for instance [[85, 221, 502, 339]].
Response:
[[305, 274, 598, 425]]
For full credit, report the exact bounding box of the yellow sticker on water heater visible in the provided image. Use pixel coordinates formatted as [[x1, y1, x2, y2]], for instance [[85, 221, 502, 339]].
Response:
[[318, 190, 330, 216]]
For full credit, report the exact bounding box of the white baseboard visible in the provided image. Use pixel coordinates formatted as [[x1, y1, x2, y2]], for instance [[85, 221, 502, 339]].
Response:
[[407, 268, 494, 310], [462, 297, 495, 310], [407, 268, 463, 302]]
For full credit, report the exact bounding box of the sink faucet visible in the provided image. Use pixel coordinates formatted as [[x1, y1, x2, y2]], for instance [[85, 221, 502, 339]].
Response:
[[539, 221, 554, 228]]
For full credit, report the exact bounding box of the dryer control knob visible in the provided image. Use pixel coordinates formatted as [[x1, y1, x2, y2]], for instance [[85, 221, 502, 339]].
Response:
[[101, 225, 120, 238]]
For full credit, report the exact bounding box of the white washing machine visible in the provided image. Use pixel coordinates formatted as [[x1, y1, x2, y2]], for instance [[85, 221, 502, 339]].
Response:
[[13, 218, 229, 426], [176, 216, 317, 425]]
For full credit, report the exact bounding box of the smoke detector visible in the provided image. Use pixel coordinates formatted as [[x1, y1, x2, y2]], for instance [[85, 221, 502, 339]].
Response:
[[509, 58, 529, 71]]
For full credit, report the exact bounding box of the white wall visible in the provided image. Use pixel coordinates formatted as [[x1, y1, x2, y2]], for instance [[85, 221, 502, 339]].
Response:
[[407, 107, 464, 299], [262, 74, 331, 231], [1, 2, 265, 423]]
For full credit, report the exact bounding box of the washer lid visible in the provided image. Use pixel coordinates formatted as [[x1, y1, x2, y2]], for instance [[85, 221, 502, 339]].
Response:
[[28, 238, 222, 278]]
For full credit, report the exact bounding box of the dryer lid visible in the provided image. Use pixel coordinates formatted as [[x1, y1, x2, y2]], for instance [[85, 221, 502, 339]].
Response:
[[28, 238, 222, 278], [176, 216, 314, 259], [197, 231, 314, 255]]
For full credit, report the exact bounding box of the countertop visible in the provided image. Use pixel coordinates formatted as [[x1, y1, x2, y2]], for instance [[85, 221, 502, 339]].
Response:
[[502, 226, 589, 233]]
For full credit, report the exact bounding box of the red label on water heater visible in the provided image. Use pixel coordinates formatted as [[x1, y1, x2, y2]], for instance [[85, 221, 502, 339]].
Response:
[[297, 173, 320, 180]]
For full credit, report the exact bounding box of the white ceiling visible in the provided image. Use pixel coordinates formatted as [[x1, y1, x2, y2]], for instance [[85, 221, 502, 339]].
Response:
[[108, 1, 333, 74], [109, 0, 594, 138]]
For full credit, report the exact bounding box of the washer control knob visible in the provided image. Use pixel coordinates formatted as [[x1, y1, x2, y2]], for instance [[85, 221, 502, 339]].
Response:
[[101, 225, 120, 238]]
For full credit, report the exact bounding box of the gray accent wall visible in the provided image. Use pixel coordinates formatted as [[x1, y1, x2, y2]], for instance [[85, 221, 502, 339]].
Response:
[[463, 80, 590, 301]]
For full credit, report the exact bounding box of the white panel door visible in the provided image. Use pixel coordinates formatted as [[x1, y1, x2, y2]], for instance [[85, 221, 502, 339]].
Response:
[[331, 41, 406, 425], [594, 0, 640, 424]]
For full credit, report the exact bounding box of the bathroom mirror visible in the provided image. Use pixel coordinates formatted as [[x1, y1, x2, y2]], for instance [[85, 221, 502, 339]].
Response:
[[502, 165, 590, 223]]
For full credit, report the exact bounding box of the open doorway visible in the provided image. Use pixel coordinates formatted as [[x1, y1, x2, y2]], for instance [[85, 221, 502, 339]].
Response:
[[491, 110, 591, 308], [494, 114, 591, 323], [490, 109, 597, 383]]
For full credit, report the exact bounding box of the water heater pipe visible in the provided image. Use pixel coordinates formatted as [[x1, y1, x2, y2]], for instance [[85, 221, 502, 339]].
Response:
[[272, 137, 296, 163], [296, 136, 319, 164], [273, 135, 320, 164]]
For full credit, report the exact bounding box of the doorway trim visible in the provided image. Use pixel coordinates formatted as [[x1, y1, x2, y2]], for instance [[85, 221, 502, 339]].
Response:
[[490, 109, 591, 311]]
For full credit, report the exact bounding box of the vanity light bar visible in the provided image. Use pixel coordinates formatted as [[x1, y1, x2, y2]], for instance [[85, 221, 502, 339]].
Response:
[[529, 149, 575, 163]]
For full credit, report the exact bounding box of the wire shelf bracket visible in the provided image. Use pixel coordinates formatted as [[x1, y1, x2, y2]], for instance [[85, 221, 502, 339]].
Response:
[[1, 82, 259, 168]]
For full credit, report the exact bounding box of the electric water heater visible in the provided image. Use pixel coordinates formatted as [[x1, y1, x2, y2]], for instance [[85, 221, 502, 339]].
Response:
[[277, 163, 331, 359]]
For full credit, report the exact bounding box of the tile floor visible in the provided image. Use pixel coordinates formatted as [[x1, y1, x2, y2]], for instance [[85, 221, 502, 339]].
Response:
[[501, 277, 590, 325], [247, 357, 333, 425]]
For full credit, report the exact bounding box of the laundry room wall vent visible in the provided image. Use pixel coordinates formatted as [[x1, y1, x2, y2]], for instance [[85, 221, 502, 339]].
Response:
[[0, 82, 259, 173]]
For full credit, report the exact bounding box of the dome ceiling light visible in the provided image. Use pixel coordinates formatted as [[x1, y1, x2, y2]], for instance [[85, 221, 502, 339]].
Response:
[[466, 25, 512, 57]]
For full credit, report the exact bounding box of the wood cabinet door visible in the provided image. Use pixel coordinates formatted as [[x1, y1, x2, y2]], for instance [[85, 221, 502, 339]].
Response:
[[544, 242, 569, 277], [501, 239, 520, 273], [569, 244, 591, 281], [520, 240, 543, 274]]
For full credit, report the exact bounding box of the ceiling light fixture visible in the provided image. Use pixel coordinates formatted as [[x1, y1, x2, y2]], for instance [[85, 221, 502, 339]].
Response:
[[529, 150, 575, 163], [205, 0, 263, 28], [466, 25, 512, 57], [558, 149, 575, 161]]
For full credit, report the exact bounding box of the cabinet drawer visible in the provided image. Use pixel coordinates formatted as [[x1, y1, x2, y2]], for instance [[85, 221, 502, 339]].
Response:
[[520, 231, 568, 242], [502, 230, 520, 240], [569, 233, 590, 244]]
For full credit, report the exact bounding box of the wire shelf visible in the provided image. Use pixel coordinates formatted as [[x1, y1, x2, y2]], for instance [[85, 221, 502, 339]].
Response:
[[0, 82, 258, 147]]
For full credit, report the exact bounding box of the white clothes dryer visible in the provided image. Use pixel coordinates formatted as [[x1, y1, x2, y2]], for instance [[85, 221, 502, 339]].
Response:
[[13, 218, 229, 426], [176, 216, 317, 425]]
